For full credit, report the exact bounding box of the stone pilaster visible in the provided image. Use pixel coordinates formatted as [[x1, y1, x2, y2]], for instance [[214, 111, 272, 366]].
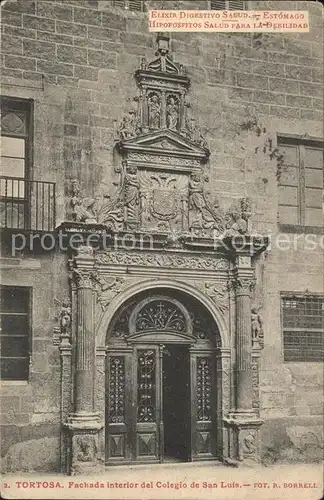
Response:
[[216, 348, 231, 460], [59, 334, 72, 474], [224, 255, 263, 464], [64, 246, 104, 475], [95, 346, 107, 465]]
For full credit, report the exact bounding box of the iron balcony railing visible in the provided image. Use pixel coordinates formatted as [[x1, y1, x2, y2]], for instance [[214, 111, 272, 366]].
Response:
[[0, 176, 56, 231]]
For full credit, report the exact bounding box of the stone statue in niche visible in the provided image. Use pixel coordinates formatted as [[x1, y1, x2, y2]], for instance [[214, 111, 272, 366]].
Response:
[[54, 298, 72, 342], [148, 92, 161, 129], [70, 180, 96, 224], [166, 96, 179, 131], [188, 172, 225, 235], [124, 164, 140, 223], [251, 307, 264, 347]]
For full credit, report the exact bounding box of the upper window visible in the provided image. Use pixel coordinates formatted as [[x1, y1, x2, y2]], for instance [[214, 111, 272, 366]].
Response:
[[210, 0, 247, 9], [282, 294, 324, 362], [278, 137, 323, 229], [111, 0, 145, 11], [0, 97, 32, 197], [0, 97, 33, 229], [0, 285, 31, 381]]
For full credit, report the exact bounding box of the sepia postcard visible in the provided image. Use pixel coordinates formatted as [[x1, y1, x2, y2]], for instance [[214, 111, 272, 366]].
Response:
[[0, 0, 323, 499]]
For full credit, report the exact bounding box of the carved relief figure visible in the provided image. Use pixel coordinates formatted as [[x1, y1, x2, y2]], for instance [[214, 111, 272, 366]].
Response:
[[70, 180, 96, 224], [93, 275, 125, 311], [204, 283, 228, 314], [54, 298, 72, 338], [186, 117, 208, 148], [225, 197, 252, 236], [148, 92, 161, 129], [59, 300, 72, 334], [123, 165, 140, 221], [251, 307, 264, 346], [189, 172, 224, 234], [76, 435, 96, 462], [225, 209, 248, 236], [118, 110, 140, 140], [97, 190, 124, 231], [166, 96, 179, 131], [243, 432, 257, 455]]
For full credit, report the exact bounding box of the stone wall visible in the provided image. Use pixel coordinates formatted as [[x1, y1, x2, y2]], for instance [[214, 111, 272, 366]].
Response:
[[0, 0, 323, 470]]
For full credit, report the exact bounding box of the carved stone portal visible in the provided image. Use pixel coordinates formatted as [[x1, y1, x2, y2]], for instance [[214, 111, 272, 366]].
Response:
[[67, 33, 252, 238]]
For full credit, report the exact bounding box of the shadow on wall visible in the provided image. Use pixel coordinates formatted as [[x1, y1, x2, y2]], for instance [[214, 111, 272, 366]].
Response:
[[261, 419, 323, 465]]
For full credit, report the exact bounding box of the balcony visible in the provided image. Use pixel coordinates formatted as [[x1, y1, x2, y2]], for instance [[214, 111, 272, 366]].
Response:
[[0, 176, 56, 231]]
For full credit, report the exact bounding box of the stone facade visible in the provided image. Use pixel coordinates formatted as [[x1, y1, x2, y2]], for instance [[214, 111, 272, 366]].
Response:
[[0, 0, 323, 473]]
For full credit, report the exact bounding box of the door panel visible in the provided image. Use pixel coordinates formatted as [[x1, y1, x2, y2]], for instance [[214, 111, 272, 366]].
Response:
[[134, 347, 161, 462], [106, 352, 133, 463], [190, 353, 216, 460], [106, 345, 217, 464]]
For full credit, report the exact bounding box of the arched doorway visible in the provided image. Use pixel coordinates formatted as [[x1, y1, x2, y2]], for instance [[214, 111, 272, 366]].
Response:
[[105, 288, 222, 465]]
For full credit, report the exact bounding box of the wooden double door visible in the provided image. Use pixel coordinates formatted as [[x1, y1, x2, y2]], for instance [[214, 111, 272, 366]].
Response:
[[106, 343, 216, 464]]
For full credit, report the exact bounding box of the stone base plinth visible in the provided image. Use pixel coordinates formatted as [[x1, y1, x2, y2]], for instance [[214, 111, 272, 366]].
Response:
[[64, 413, 104, 475], [224, 411, 263, 465]]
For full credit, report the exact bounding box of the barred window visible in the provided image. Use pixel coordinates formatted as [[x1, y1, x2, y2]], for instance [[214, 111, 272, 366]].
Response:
[[282, 295, 324, 362], [210, 0, 247, 9], [111, 0, 145, 11], [0, 285, 31, 381]]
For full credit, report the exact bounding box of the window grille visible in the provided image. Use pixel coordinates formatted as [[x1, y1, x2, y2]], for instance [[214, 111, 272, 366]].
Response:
[[282, 295, 324, 362], [210, 0, 246, 9], [111, 0, 145, 11]]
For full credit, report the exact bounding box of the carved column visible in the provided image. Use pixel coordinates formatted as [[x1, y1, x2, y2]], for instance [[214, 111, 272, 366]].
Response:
[[233, 274, 254, 411], [224, 255, 263, 464], [64, 246, 104, 475], [75, 270, 95, 413]]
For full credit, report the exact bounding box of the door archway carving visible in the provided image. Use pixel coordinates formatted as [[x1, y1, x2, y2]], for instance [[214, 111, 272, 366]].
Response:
[[104, 288, 225, 465]]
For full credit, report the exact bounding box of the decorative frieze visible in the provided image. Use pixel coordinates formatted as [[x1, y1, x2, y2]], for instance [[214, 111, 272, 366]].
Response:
[[96, 251, 229, 271]]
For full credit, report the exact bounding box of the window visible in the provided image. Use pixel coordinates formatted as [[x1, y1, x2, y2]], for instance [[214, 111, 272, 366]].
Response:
[[111, 0, 145, 11], [278, 136, 323, 229], [210, 0, 246, 9], [0, 285, 31, 381], [0, 97, 32, 228], [0, 97, 32, 190], [282, 295, 324, 362]]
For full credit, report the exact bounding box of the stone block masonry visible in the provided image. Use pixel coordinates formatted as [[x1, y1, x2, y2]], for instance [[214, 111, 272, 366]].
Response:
[[0, 0, 323, 472]]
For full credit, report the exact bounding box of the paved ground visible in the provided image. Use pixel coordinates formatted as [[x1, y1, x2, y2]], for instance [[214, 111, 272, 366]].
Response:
[[1, 462, 323, 500]]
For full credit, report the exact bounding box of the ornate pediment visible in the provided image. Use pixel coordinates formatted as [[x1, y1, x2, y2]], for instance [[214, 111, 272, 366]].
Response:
[[118, 129, 209, 171], [114, 33, 209, 155]]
